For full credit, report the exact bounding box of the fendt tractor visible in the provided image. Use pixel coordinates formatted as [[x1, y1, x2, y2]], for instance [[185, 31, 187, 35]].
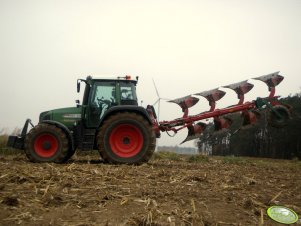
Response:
[[7, 72, 291, 164]]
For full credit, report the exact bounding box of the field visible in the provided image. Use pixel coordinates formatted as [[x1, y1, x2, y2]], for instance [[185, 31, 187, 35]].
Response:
[[0, 150, 300, 226]]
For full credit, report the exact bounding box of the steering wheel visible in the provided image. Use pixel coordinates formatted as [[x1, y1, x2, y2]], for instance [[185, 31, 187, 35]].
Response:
[[97, 97, 111, 107]]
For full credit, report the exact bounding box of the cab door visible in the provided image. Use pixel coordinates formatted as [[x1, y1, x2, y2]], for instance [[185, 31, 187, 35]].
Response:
[[85, 81, 117, 128]]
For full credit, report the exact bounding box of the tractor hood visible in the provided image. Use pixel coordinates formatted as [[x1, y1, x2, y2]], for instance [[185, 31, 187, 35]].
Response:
[[39, 107, 82, 128]]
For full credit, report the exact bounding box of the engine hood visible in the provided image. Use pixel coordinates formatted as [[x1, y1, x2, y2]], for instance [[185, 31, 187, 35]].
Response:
[[39, 106, 82, 128]]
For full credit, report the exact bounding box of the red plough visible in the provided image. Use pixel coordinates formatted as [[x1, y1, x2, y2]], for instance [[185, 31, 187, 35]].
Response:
[[148, 72, 291, 143]]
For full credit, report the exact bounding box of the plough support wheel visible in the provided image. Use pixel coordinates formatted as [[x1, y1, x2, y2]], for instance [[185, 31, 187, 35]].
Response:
[[268, 105, 291, 128]]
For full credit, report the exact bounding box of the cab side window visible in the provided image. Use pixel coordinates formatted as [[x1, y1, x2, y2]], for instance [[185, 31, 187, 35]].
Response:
[[121, 86, 133, 100], [119, 82, 138, 105], [120, 82, 137, 99]]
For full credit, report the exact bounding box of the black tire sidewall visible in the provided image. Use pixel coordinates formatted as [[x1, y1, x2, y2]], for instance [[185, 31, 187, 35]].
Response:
[[103, 117, 150, 163]]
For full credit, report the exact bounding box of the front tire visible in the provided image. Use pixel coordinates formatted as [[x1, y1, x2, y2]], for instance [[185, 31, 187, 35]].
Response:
[[24, 123, 70, 163], [98, 112, 156, 164]]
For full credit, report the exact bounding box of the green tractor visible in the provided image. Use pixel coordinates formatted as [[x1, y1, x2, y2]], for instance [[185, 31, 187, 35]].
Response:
[[7, 75, 158, 164]]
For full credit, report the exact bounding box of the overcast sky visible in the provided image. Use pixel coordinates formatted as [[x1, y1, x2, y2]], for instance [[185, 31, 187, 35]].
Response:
[[0, 0, 300, 147]]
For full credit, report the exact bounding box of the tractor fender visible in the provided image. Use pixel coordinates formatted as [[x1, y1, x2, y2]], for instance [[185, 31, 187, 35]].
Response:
[[41, 120, 75, 150], [98, 106, 152, 127]]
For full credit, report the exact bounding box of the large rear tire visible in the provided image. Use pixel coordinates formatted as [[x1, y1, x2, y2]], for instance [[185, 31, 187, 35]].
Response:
[[98, 112, 156, 164], [24, 123, 71, 163]]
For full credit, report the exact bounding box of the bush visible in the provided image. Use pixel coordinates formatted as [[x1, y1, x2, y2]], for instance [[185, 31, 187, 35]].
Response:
[[0, 134, 8, 150], [0, 131, 23, 155]]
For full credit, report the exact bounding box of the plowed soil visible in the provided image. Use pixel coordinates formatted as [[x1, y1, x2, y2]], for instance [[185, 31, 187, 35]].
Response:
[[0, 152, 300, 226]]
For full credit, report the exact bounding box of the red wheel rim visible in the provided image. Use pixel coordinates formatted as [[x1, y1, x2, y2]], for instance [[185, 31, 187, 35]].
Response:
[[34, 133, 59, 158], [109, 124, 144, 158]]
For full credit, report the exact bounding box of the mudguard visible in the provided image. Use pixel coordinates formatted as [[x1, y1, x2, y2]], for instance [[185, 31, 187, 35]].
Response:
[[99, 105, 153, 127]]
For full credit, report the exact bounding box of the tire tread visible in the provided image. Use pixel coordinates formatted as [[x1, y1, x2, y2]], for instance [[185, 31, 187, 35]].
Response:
[[24, 123, 70, 163], [97, 112, 156, 164]]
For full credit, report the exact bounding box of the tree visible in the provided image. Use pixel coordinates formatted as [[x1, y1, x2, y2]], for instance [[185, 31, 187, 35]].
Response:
[[197, 93, 301, 159]]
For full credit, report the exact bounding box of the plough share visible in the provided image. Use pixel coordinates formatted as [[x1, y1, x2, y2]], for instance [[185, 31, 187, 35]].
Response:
[[148, 72, 291, 144]]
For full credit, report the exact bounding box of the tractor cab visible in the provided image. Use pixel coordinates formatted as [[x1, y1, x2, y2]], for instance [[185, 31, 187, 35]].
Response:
[[77, 75, 140, 127], [78, 75, 139, 107]]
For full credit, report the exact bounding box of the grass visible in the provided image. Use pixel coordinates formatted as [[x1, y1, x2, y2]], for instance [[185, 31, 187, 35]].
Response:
[[152, 151, 182, 161], [187, 154, 210, 162], [221, 155, 251, 165], [152, 151, 211, 163], [152, 151, 301, 169], [1, 133, 300, 168]]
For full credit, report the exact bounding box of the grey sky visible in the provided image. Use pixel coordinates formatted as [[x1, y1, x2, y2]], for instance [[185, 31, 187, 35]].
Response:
[[0, 0, 300, 147]]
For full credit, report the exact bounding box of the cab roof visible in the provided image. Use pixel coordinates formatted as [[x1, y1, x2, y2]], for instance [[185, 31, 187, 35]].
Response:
[[86, 75, 138, 84]]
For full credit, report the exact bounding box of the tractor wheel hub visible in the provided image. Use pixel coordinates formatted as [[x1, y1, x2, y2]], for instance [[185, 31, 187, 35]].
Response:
[[42, 141, 52, 150], [123, 137, 130, 145]]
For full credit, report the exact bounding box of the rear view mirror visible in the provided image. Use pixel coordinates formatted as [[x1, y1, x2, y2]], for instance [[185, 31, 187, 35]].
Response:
[[77, 80, 81, 93]]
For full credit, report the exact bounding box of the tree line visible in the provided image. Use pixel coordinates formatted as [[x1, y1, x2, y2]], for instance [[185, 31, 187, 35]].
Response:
[[197, 92, 301, 159]]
